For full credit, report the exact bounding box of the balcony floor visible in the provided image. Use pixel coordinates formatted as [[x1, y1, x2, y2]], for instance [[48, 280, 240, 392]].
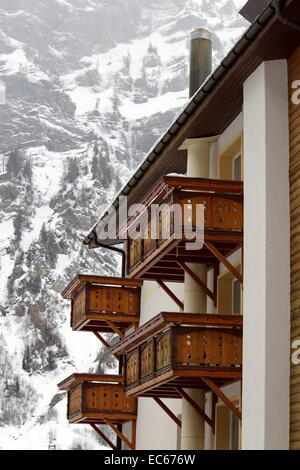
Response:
[[72, 314, 140, 333], [129, 231, 243, 282], [125, 365, 242, 399], [68, 411, 137, 425]]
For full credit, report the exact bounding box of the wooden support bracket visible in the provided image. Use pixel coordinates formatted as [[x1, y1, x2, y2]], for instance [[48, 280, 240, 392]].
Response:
[[176, 387, 213, 429], [93, 331, 110, 349], [177, 261, 215, 303], [202, 378, 242, 421], [156, 279, 184, 310], [103, 418, 135, 450], [204, 242, 243, 284], [90, 423, 117, 450], [153, 397, 182, 428], [93, 332, 118, 359], [106, 320, 125, 339]]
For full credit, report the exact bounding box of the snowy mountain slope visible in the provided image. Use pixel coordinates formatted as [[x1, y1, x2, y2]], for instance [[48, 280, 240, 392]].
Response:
[[0, 0, 248, 449]]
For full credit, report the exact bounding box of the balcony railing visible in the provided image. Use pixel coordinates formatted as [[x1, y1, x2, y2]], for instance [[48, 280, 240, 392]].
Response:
[[61, 275, 142, 334], [58, 374, 137, 424], [110, 312, 243, 398], [126, 176, 243, 281]]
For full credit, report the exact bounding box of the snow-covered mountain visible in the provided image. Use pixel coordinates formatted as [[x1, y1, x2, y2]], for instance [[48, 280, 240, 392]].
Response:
[[0, 0, 247, 449]]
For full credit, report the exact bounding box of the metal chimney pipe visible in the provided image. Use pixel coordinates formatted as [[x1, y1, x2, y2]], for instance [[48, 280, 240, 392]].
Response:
[[189, 28, 212, 98]]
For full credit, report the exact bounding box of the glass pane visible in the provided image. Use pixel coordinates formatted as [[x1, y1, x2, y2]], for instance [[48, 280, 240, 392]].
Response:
[[232, 279, 241, 314], [233, 154, 242, 180], [230, 411, 240, 450]]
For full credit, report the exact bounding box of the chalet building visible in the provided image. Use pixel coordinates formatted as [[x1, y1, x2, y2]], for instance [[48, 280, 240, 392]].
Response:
[[58, 0, 300, 450]]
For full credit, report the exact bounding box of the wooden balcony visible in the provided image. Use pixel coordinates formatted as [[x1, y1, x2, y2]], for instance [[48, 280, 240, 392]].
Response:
[[126, 176, 243, 282], [58, 374, 137, 424], [110, 312, 243, 399], [61, 275, 142, 335]]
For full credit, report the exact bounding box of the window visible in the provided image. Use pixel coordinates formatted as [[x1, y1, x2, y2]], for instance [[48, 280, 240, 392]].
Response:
[[232, 153, 242, 180], [230, 410, 240, 450], [232, 279, 241, 314], [215, 399, 241, 450], [217, 265, 242, 315], [176, 414, 182, 450], [218, 135, 243, 180]]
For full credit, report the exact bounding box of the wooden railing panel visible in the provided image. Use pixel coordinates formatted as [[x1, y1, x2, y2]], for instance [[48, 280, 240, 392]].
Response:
[[84, 383, 136, 413], [175, 328, 242, 366], [140, 341, 155, 379], [129, 237, 142, 269], [212, 196, 243, 230], [68, 384, 82, 417], [88, 285, 139, 315], [180, 195, 243, 231], [156, 332, 172, 371], [127, 180, 243, 272], [72, 288, 86, 325], [126, 349, 140, 386], [143, 219, 157, 257]]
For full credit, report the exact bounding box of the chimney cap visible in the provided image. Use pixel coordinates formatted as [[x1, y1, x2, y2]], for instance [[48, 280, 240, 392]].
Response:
[[239, 0, 270, 23], [190, 28, 212, 42]]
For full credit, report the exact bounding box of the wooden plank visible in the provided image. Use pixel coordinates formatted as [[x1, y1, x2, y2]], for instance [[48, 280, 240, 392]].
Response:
[[62, 275, 143, 299], [128, 236, 181, 279], [125, 370, 176, 397], [202, 378, 242, 420], [289, 45, 300, 449], [175, 367, 242, 380], [204, 241, 243, 283], [153, 397, 182, 428], [131, 420, 137, 450], [93, 331, 111, 349], [58, 373, 124, 391], [176, 387, 213, 428], [156, 280, 184, 310], [142, 274, 185, 283], [106, 321, 125, 339], [103, 419, 135, 450], [73, 315, 139, 333], [90, 424, 117, 450], [164, 176, 243, 194]]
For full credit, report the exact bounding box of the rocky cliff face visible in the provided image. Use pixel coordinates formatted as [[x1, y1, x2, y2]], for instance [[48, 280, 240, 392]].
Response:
[[0, 0, 247, 449]]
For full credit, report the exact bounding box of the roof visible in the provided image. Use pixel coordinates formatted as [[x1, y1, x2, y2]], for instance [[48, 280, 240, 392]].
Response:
[[84, 0, 300, 248]]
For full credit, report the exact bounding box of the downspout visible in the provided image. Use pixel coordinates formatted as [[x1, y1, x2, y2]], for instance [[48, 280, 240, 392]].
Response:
[[96, 241, 126, 277], [274, 0, 300, 31]]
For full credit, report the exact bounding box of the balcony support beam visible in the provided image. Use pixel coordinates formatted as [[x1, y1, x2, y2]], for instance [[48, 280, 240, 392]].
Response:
[[177, 261, 216, 305], [204, 241, 243, 284], [106, 321, 125, 339], [202, 378, 242, 421], [176, 387, 213, 429], [93, 332, 118, 359], [103, 418, 135, 450], [156, 279, 184, 310], [90, 424, 117, 450], [153, 397, 182, 428]]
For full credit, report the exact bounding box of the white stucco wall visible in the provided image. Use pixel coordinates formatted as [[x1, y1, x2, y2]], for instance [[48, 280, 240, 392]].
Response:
[[243, 60, 290, 450], [136, 281, 183, 450]]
